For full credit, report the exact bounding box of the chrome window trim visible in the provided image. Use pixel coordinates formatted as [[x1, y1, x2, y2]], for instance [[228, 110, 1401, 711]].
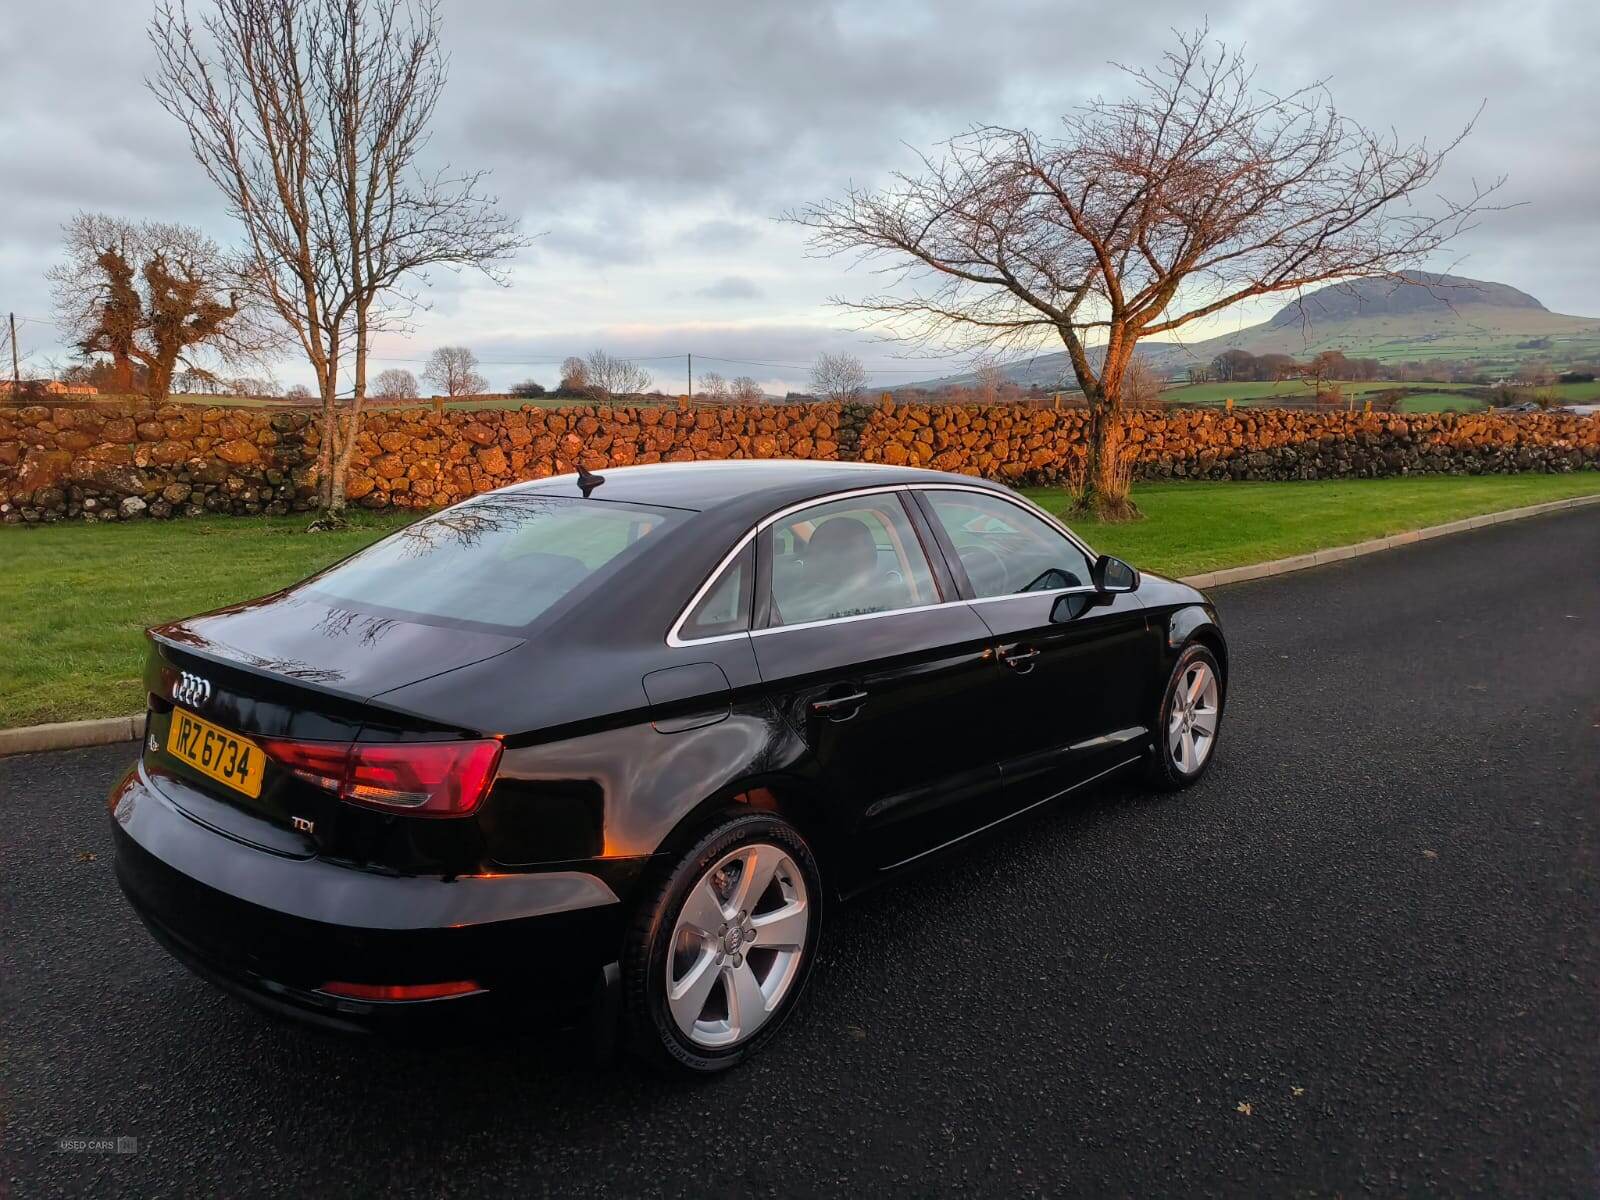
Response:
[[967, 584, 1099, 606], [665, 540, 756, 648], [667, 485, 920, 647], [748, 598, 974, 638], [665, 480, 1100, 647], [668, 628, 753, 647]]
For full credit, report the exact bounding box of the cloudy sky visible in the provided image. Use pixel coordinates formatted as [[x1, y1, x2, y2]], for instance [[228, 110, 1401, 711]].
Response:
[[2, 0, 1596, 394]]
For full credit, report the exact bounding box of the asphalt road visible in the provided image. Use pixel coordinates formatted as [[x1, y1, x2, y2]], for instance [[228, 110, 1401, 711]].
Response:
[[3, 507, 1597, 1197]]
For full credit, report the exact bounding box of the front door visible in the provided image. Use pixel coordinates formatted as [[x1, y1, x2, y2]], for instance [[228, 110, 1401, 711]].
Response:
[[747, 491, 1004, 872], [915, 488, 1157, 809]]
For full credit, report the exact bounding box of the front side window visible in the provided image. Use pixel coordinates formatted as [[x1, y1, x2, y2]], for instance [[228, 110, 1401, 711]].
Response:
[[306, 494, 681, 629], [922, 490, 1093, 598], [765, 494, 940, 627]]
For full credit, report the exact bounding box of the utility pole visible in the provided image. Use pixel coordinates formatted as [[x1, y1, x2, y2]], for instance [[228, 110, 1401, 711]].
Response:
[[687, 352, 692, 399], [8, 313, 18, 389]]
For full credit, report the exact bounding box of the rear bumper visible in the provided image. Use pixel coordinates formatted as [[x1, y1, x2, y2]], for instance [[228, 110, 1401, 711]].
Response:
[[109, 763, 628, 1033]]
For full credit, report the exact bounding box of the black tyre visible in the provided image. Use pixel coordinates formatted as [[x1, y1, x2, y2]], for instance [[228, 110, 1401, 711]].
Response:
[[1147, 642, 1225, 790], [622, 811, 822, 1073]]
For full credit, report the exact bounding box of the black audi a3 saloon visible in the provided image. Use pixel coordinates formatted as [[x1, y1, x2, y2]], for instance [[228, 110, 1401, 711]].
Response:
[[111, 460, 1227, 1071]]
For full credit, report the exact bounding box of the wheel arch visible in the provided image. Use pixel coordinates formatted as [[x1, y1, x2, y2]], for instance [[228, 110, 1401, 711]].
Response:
[[650, 772, 843, 898], [1166, 603, 1228, 685]]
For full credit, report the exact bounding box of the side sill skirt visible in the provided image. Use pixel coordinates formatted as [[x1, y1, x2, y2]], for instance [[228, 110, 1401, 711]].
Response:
[[877, 754, 1144, 873]]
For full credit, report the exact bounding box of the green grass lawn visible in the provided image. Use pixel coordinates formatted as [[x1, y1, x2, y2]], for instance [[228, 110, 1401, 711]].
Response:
[[1023, 474, 1600, 577], [2, 473, 1597, 729], [0, 512, 415, 729]]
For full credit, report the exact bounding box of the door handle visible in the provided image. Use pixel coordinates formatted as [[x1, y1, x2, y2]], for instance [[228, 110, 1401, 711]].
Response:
[[810, 690, 869, 721], [999, 646, 1040, 673]]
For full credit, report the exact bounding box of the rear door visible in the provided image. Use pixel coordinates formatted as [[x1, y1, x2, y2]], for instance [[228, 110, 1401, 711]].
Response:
[[747, 490, 1003, 872], [914, 488, 1157, 809]]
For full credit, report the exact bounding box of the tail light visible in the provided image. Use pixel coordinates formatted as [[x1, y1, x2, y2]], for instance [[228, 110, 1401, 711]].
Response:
[[260, 737, 502, 817]]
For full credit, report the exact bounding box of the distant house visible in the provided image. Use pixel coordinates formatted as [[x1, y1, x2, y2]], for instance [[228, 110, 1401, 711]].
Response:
[[0, 379, 99, 396]]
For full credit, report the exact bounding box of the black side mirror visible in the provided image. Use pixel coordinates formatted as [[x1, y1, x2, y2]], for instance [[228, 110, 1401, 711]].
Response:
[[1091, 554, 1140, 594]]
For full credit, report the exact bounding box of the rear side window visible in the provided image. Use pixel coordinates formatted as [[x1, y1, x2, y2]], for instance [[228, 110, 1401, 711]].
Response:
[[678, 544, 753, 640], [765, 494, 940, 627], [306, 495, 682, 629]]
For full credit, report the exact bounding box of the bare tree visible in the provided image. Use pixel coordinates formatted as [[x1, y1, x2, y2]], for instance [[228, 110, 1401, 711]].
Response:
[[810, 351, 867, 404], [558, 356, 589, 394], [47, 212, 268, 400], [172, 367, 213, 393], [696, 371, 729, 400], [373, 367, 419, 399], [789, 29, 1498, 518], [150, 0, 527, 524], [729, 375, 764, 403], [225, 373, 281, 396], [1122, 358, 1163, 408], [422, 346, 487, 396], [286, 383, 314, 399], [971, 363, 1009, 403], [582, 349, 652, 398]]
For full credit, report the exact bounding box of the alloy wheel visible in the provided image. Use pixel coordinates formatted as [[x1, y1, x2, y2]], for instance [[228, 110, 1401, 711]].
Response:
[[1168, 660, 1220, 774], [666, 842, 811, 1049]]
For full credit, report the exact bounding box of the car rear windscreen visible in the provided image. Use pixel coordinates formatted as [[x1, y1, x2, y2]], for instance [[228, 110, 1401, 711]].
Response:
[[304, 494, 684, 629]]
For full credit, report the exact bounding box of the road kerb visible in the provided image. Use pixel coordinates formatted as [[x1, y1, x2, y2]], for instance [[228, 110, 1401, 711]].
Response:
[[1, 490, 1596, 758], [1178, 492, 1598, 592], [0, 714, 147, 758]]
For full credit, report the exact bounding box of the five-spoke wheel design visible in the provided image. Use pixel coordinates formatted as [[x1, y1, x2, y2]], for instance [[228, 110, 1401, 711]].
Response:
[[1167, 658, 1220, 774], [1147, 642, 1225, 791], [666, 842, 811, 1049]]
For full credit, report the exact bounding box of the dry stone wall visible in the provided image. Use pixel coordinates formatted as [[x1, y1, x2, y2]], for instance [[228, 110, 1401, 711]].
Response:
[[1, 397, 1594, 523]]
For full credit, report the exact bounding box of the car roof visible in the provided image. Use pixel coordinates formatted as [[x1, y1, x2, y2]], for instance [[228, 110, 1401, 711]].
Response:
[[497, 459, 1012, 519]]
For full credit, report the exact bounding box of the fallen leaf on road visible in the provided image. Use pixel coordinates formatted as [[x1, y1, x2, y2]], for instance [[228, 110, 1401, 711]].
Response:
[[1422, 849, 1438, 859], [1236, 1102, 1253, 1116], [76, 851, 97, 863], [1291, 1087, 1305, 1098], [845, 1024, 867, 1041]]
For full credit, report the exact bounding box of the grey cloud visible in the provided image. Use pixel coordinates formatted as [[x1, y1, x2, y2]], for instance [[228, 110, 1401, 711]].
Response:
[[532, 216, 653, 266], [678, 219, 763, 251], [696, 276, 764, 301], [2, 0, 1595, 370], [437, 0, 1199, 209]]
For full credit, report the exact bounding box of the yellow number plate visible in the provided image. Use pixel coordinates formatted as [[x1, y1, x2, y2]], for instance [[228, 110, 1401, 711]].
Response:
[[167, 708, 265, 799]]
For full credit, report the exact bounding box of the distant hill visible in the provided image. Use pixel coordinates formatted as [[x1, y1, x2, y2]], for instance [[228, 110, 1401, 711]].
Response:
[[1262, 272, 1547, 326], [894, 273, 1600, 391]]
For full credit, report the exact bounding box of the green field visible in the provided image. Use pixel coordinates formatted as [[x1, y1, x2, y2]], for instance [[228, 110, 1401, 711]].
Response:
[[438, 394, 681, 411], [1160, 378, 1487, 409], [61, 392, 682, 413], [1160, 378, 1599, 414], [3, 473, 1596, 730], [1161, 379, 1475, 405], [1398, 392, 1485, 413]]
